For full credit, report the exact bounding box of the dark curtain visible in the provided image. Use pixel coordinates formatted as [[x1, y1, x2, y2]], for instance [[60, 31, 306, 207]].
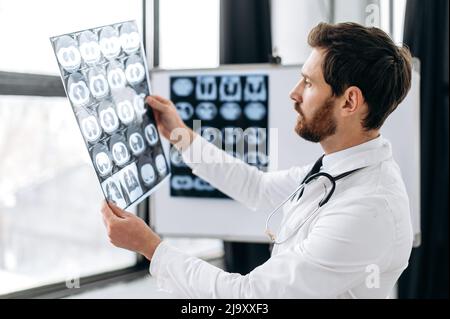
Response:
[[220, 0, 272, 275], [399, 0, 449, 299]]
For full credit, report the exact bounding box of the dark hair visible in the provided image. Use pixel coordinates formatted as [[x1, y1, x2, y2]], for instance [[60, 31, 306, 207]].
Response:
[[308, 22, 413, 130]]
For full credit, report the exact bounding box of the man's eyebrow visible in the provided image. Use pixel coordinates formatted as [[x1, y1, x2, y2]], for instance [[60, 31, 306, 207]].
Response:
[[301, 72, 313, 81]]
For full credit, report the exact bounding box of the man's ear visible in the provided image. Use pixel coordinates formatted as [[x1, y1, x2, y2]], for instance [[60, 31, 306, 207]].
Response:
[[341, 86, 365, 116]]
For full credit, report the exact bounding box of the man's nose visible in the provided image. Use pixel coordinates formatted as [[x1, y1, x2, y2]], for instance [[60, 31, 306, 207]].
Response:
[[289, 84, 303, 103]]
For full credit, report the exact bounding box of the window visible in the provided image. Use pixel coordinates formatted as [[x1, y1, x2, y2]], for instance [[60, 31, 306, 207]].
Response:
[[0, 0, 145, 297], [158, 0, 220, 69]]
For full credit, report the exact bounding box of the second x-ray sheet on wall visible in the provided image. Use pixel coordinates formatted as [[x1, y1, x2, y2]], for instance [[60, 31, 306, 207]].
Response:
[[50, 21, 170, 209], [170, 74, 269, 198]]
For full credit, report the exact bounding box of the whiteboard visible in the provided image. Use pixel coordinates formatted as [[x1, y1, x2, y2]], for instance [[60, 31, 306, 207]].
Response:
[[149, 63, 421, 245]]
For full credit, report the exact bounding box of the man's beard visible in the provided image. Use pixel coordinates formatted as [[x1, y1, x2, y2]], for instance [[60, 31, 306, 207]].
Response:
[[295, 97, 337, 143]]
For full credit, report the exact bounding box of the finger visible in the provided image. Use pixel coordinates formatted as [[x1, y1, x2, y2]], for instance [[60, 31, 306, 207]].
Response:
[[151, 95, 171, 104], [146, 96, 169, 112], [101, 201, 117, 223], [108, 201, 130, 219]]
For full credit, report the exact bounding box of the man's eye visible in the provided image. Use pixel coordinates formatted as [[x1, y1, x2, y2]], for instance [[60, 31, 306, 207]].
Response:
[[305, 81, 312, 87]]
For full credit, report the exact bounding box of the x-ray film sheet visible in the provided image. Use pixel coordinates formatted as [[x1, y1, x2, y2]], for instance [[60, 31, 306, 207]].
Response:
[[50, 21, 170, 209], [170, 75, 269, 199]]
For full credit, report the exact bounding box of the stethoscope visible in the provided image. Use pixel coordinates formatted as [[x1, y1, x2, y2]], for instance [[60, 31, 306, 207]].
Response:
[[265, 166, 365, 245]]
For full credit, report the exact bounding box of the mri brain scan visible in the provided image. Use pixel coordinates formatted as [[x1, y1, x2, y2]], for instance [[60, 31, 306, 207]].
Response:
[[55, 36, 81, 73], [116, 98, 135, 125], [128, 132, 146, 156], [140, 163, 156, 186], [103, 178, 127, 209], [196, 76, 217, 100], [172, 78, 194, 97], [175, 102, 194, 121], [67, 73, 91, 107], [88, 68, 109, 99], [95, 152, 113, 177], [78, 31, 102, 65], [120, 22, 141, 55], [171, 176, 194, 191], [107, 61, 127, 90], [144, 123, 159, 146], [125, 55, 146, 86], [194, 178, 215, 192], [155, 154, 168, 176], [196, 102, 218, 121], [99, 26, 121, 60], [111, 142, 130, 166], [220, 103, 242, 121], [244, 76, 267, 102], [79, 113, 102, 143], [133, 93, 147, 116], [98, 101, 120, 134], [219, 76, 242, 102], [244, 102, 267, 121]]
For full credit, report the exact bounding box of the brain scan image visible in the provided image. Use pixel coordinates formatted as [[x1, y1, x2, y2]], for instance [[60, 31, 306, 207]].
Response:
[[244, 102, 267, 121], [144, 123, 159, 146], [79, 114, 102, 143], [93, 144, 113, 177], [244, 127, 267, 145], [116, 98, 135, 125], [194, 178, 215, 192], [170, 147, 186, 168], [244, 76, 267, 102], [51, 22, 170, 208], [155, 154, 168, 176], [88, 68, 109, 99], [128, 132, 145, 156], [171, 176, 193, 191], [222, 127, 243, 145], [99, 26, 121, 60], [219, 76, 242, 102], [120, 22, 141, 55], [245, 151, 269, 167], [67, 73, 91, 107], [140, 163, 156, 186], [175, 102, 194, 121], [110, 134, 130, 167], [220, 103, 242, 121], [78, 31, 102, 65], [107, 61, 127, 90], [98, 100, 119, 134], [196, 102, 218, 121], [172, 78, 194, 97], [196, 76, 217, 100], [55, 35, 81, 73], [133, 93, 147, 117], [125, 55, 146, 86], [102, 178, 127, 209]]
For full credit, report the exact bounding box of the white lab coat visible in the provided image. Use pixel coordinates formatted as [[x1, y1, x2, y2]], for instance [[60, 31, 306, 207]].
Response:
[[149, 136, 413, 299]]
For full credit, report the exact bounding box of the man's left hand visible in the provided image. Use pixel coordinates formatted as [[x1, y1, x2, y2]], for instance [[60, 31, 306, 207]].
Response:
[[101, 201, 161, 261]]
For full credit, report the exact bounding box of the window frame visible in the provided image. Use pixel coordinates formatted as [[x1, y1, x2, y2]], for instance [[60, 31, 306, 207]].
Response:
[[0, 0, 154, 299]]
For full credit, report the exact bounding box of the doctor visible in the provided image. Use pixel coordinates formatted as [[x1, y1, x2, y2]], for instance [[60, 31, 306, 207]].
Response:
[[101, 22, 414, 298]]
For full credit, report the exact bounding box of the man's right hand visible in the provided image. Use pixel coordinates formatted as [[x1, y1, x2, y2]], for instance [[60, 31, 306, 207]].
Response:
[[146, 95, 196, 151]]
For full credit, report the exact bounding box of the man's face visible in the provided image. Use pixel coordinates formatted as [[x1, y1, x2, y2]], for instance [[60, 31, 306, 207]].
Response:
[[290, 49, 338, 143]]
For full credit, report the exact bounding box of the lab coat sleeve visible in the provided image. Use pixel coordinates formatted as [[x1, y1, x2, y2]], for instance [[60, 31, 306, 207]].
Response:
[[180, 135, 309, 211], [150, 198, 396, 298]]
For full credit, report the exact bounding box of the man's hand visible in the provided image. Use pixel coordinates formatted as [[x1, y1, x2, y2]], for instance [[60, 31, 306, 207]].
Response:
[[146, 95, 196, 151], [101, 201, 161, 261]]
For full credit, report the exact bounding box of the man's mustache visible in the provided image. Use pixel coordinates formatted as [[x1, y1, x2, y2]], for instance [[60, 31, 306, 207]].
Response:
[[294, 103, 303, 117]]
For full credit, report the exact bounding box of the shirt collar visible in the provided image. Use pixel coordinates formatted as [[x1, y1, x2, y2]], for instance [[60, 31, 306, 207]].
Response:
[[321, 135, 392, 175]]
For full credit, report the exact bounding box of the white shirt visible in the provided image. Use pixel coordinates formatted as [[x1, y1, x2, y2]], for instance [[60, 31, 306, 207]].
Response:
[[149, 135, 413, 299]]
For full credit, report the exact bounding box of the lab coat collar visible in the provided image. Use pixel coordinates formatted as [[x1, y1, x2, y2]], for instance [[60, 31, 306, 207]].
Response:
[[321, 135, 392, 175]]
